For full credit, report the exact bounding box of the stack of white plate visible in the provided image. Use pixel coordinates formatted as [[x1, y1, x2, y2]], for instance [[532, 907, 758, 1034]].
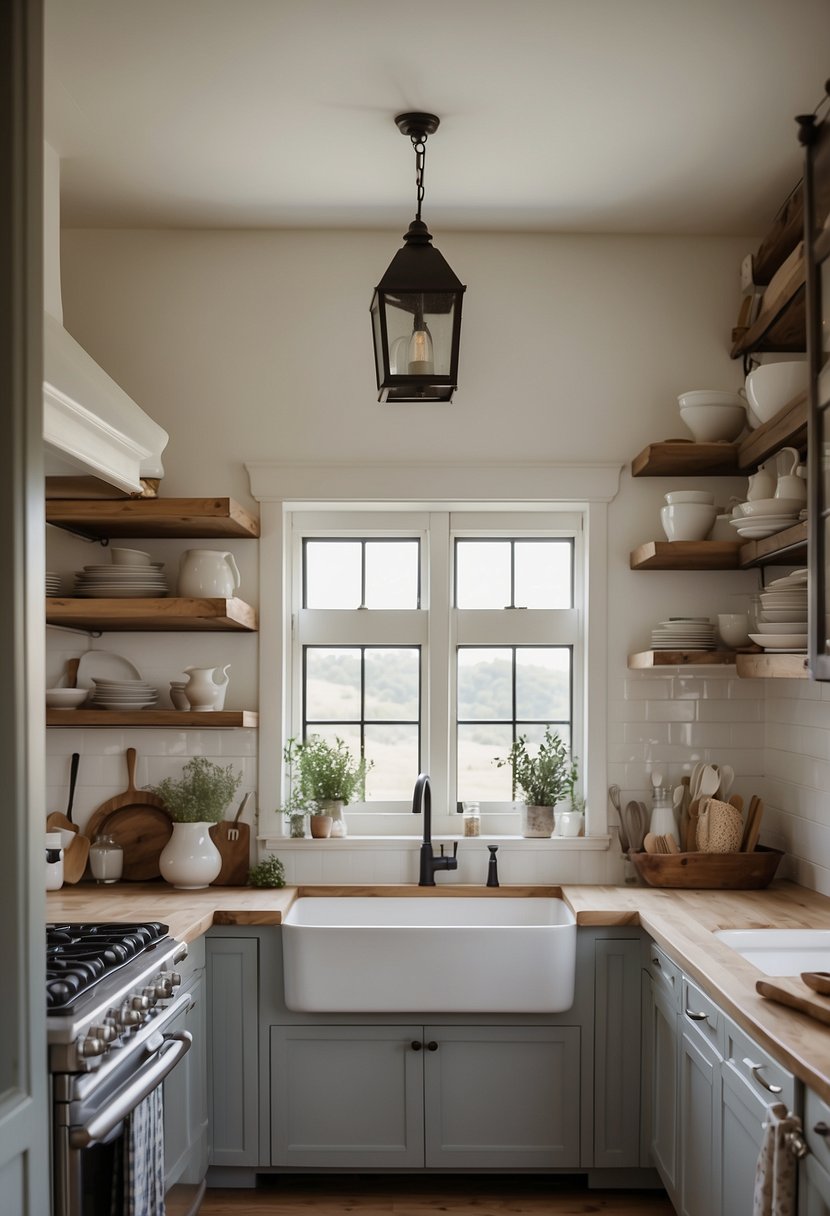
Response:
[[728, 498, 803, 540], [650, 618, 717, 650], [45, 571, 61, 596], [88, 677, 159, 710], [748, 569, 808, 652], [73, 563, 168, 598]]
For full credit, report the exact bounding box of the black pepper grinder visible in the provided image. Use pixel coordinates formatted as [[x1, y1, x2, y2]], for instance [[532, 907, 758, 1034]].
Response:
[[486, 845, 500, 888]]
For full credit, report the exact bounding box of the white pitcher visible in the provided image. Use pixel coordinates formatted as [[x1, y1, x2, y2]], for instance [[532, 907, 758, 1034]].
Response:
[[182, 666, 230, 711], [178, 549, 240, 598], [746, 461, 776, 501]]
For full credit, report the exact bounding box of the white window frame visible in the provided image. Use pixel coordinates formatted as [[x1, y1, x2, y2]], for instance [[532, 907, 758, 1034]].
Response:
[[247, 460, 621, 843]]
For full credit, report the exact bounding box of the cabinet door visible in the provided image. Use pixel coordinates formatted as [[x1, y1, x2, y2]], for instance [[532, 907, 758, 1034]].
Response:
[[163, 972, 208, 1189], [679, 1026, 722, 1216], [647, 978, 679, 1203], [206, 937, 259, 1167], [718, 1061, 776, 1216], [423, 1025, 580, 1169], [594, 939, 641, 1168], [801, 1154, 830, 1216], [270, 1025, 424, 1168]]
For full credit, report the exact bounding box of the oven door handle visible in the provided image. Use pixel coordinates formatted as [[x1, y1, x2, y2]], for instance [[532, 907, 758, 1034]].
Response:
[[68, 1031, 192, 1149]]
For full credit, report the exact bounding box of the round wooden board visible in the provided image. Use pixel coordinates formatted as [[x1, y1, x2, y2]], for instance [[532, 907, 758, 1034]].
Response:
[[83, 803, 173, 881]]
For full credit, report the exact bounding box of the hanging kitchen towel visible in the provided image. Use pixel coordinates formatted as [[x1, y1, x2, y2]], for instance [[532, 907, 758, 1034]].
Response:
[[753, 1101, 800, 1216], [124, 1086, 166, 1216]]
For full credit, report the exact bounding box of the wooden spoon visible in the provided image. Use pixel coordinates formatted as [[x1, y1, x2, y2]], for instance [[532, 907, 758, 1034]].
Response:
[[46, 751, 80, 835], [685, 798, 701, 852], [802, 972, 830, 996]]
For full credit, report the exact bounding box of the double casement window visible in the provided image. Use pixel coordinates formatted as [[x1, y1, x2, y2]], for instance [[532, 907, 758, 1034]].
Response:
[[289, 509, 583, 835]]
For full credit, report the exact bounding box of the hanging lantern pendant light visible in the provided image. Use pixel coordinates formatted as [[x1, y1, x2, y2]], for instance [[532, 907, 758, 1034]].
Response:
[[371, 112, 466, 403]]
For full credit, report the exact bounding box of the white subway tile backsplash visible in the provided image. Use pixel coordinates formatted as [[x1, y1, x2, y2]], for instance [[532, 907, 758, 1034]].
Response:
[[624, 677, 673, 700], [645, 701, 696, 723]]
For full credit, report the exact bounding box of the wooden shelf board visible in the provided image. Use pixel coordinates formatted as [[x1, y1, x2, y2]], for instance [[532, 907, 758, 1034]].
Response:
[[731, 253, 807, 358], [45, 596, 258, 632], [737, 391, 808, 470], [628, 650, 736, 669], [45, 496, 259, 539], [630, 540, 743, 570], [46, 709, 258, 728], [631, 441, 741, 478], [735, 653, 809, 679], [737, 520, 808, 568]]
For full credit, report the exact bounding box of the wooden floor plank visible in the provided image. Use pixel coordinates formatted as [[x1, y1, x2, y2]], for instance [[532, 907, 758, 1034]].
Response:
[[199, 1177, 675, 1216]]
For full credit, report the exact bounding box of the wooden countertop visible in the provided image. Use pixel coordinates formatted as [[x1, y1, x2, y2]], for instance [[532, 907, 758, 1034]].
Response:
[[47, 879, 830, 1104]]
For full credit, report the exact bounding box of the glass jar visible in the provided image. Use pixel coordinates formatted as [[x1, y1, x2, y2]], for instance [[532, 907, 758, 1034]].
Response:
[[89, 834, 124, 884], [462, 801, 481, 837]]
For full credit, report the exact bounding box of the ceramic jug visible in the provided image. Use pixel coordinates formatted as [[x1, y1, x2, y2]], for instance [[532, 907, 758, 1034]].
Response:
[[746, 461, 776, 501], [178, 549, 240, 598], [183, 665, 230, 711], [773, 447, 807, 501]]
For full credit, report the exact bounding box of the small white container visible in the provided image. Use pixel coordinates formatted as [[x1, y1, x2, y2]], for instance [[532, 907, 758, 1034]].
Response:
[[89, 834, 124, 884], [717, 613, 752, 648], [660, 503, 718, 542], [46, 832, 64, 890]]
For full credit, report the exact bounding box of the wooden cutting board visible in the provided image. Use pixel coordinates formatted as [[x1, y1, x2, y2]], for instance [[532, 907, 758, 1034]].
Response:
[[756, 978, 830, 1027], [210, 793, 251, 886], [84, 747, 172, 881]]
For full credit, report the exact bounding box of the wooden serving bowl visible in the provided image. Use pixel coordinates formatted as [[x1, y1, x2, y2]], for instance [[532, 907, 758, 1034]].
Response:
[[629, 845, 783, 890]]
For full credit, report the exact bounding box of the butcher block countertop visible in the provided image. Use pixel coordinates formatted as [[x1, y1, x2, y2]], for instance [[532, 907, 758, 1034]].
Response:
[[48, 880, 830, 1104]]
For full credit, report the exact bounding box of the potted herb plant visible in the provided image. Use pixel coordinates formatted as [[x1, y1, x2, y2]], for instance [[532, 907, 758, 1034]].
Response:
[[494, 726, 570, 838], [557, 755, 585, 837], [152, 756, 241, 888], [295, 735, 371, 839], [279, 738, 313, 838]]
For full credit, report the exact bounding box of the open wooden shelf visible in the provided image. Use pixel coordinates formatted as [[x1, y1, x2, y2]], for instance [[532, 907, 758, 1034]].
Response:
[[45, 596, 258, 632], [45, 496, 259, 540], [630, 541, 742, 570], [730, 250, 806, 357], [737, 391, 807, 470], [735, 653, 809, 679], [46, 709, 258, 728], [628, 650, 736, 669], [737, 520, 807, 568], [631, 441, 740, 478]]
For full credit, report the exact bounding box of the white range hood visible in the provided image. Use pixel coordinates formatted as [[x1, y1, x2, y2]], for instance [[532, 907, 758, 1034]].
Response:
[[43, 144, 168, 495]]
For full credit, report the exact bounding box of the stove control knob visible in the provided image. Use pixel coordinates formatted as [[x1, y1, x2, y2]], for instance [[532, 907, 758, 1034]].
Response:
[[129, 993, 150, 1011], [141, 986, 159, 1006], [120, 1007, 143, 1026], [153, 976, 173, 999], [90, 1021, 118, 1043], [170, 972, 182, 988], [78, 1035, 106, 1057]]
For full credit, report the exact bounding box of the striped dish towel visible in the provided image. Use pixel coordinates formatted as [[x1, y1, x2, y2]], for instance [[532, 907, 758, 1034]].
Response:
[[125, 1086, 166, 1216]]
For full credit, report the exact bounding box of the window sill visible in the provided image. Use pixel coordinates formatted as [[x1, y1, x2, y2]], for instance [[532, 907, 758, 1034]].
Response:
[[259, 833, 612, 852]]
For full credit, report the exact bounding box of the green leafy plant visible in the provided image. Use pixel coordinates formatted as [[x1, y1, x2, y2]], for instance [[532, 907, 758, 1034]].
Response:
[[296, 735, 372, 806], [494, 726, 570, 807], [278, 738, 314, 822], [563, 754, 582, 810], [248, 854, 286, 888], [151, 756, 241, 823]]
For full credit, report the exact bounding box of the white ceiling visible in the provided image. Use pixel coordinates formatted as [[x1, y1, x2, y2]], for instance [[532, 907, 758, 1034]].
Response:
[[44, 0, 830, 235]]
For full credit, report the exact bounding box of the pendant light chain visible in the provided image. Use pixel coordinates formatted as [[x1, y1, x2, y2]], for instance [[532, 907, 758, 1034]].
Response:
[[411, 133, 427, 224]]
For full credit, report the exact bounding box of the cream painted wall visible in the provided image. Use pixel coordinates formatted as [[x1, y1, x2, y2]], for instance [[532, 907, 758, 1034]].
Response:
[[45, 226, 824, 889]]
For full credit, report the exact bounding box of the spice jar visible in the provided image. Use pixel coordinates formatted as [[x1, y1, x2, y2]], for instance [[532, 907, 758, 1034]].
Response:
[[89, 834, 124, 884], [45, 832, 64, 890], [462, 801, 481, 837]]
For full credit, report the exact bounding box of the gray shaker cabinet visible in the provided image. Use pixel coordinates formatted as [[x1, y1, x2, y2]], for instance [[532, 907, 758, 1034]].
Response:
[[641, 943, 681, 1207], [163, 949, 208, 1189], [270, 1023, 580, 1170], [206, 936, 259, 1167], [678, 1020, 721, 1216], [801, 1089, 830, 1215], [593, 938, 642, 1169]]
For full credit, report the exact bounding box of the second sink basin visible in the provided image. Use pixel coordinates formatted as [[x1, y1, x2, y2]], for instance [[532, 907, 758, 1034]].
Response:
[[714, 928, 830, 976], [282, 896, 576, 1013]]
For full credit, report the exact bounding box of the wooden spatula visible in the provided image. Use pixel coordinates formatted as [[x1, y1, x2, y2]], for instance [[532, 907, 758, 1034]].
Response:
[[46, 752, 80, 835], [210, 792, 252, 886]]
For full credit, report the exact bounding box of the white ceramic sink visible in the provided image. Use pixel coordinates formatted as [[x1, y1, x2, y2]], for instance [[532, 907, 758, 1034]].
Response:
[[281, 896, 576, 1013], [714, 928, 830, 976]]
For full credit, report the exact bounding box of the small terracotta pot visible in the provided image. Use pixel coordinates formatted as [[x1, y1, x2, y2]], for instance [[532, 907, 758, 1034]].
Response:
[[310, 814, 333, 839]]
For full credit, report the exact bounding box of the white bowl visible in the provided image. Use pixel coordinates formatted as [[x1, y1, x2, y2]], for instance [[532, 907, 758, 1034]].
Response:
[[45, 688, 88, 708], [679, 401, 746, 442], [110, 547, 153, 566], [756, 620, 808, 633], [660, 503, 718, 542], [717, 614, 751, 647], [664, 490, 715, 506], [677, 390, 745, 409], [737, 497, 803, 518], [744, 361, 807, 424]]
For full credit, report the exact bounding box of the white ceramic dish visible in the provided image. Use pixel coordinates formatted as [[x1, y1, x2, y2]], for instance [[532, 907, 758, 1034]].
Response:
[[660, 502, 717, 541], [664, 490, 715, 506], [677, 390, 745, 409], [744, 361, 807, 424], [755, 620, 808, 633], [76, 651, 142, 689], [749, 633, 808, 649], [110, 547, 153, 566], [45, 688, 89, 708], [679, 401, 746, 442], [737, 498, 803, 518]]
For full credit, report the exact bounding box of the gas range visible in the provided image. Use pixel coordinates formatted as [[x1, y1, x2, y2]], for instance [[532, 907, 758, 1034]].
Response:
[[46, 921, 189, 1074]]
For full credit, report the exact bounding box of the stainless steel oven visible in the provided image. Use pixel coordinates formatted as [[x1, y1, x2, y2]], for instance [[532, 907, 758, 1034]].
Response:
[[47, 923, 192, 1216]]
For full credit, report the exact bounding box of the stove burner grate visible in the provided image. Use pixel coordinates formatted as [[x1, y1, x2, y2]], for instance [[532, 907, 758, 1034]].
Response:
[[46, 921, 169, 1013]]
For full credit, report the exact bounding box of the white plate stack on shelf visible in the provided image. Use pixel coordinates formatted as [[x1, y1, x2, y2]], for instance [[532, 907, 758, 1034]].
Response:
[[748, 569, 808, 653], [650, 617, 717, 651], [45, 571, 61, 597], [728, 498, 804, 540], [73, 561, 168, 598], [87, 677, 159, 710]]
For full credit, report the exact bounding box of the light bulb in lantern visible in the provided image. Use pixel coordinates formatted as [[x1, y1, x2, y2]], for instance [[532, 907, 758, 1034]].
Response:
[[408, 323, 434, 375]]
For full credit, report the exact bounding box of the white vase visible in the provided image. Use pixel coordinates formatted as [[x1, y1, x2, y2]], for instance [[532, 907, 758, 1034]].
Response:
[[159, 821, 222, 889], [319, 798, 347, 838]]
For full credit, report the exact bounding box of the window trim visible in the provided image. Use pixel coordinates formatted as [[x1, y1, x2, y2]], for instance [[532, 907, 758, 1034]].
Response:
[[247, 460, 620, 842]]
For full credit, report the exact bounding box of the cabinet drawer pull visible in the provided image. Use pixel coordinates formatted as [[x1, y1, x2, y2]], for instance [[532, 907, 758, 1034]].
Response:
[[411, 1040, 422, 1051], [814, 1121, 830, 1138], [743, 1057, 783, 1094], [426, 1041, 439, 1052], [685, 1009, 709, 1022]]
